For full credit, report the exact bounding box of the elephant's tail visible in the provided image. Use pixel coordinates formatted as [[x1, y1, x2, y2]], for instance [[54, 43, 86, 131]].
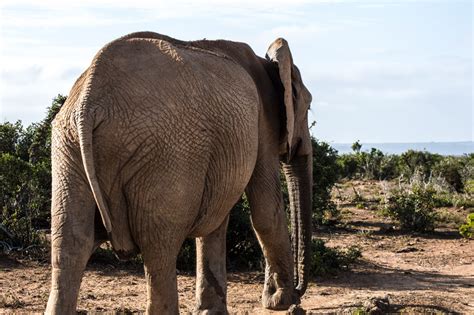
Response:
[[76, 88, 113, 234]]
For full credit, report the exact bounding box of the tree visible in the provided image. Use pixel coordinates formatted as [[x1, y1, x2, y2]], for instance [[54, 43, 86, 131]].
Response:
[[311, 138, 340, 225], [351, 140, 362, 153], [0, 95, 66, 247]]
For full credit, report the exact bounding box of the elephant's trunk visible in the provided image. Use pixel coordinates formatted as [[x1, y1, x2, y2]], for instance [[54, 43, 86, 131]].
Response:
[[283, 153, 312, 297]]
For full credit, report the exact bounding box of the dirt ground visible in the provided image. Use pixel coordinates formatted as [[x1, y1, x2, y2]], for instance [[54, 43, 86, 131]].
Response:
[[1, 180, 473, 314]]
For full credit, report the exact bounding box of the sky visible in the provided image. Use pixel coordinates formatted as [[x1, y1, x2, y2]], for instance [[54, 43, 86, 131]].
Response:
[[0, 0, 472, 143]]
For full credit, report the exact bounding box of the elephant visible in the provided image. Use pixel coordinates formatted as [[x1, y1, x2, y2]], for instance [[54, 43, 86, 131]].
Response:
[[45, 31, 313, 314]]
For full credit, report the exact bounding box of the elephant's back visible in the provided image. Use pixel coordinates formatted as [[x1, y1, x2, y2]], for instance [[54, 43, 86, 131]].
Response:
[[89, 35, 259, 127], [89, 35, 259, 162], [82, 36, 259, 237]]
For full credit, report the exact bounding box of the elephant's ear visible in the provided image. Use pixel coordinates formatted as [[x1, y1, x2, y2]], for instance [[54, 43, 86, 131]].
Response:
[[266, 38, 296, 159]]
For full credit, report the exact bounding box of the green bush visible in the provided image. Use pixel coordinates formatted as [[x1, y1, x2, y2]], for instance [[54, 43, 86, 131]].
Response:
[[311, 138, 341, 225], [309, 239, 361, 277], [450, 194, 474, 209], [1, 95, 65, 248], [398, 150, 442, 180], [460, 154, 474, 192], [337, 154, 359, 179], [0, 153, 35, 245], [379, 154, 401, 179], [337, 142, 400, 180], [465, 179, 474, 195], [337, 145, 472, 186], [459, 213, 474, 238], [382, 186, 438, 232], [432, 192, 454, 208], [433, 157, 465, 193], [359, 148, 385, 179]]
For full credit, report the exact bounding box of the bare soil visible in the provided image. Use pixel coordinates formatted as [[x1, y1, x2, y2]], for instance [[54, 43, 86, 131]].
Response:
[[1, 180, 473, 314]]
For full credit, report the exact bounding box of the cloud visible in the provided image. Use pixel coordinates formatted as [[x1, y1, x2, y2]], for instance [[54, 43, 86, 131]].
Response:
[[260, 24, 327, 41], [0, 0, 327, 30], [307, 57, 471, 89], [341, 87, 424, 99], [1, 65, 43, 84], [1, 7, 145, 28], [0, 0, 326, 38], [0, 0, 332, 10]]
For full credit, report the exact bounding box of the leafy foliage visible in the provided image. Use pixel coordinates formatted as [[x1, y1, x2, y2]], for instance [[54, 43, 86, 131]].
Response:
[[1, 95, 66, 247], [459, 213, 474, 239], [311, 138, 340, 225], [382, 186, 438, 232], [398, 150, 443, 180], [337, 154, 359, 179], [309, 239, 361, 277], [337, 142, 400, 180], [433, 157, 464, 193], [337, 143, 473, 199], [351, 140, 362, 153], [0, 121, 24, 155]]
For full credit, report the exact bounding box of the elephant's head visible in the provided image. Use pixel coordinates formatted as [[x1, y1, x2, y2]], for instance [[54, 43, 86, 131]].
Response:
[[266, 38, 313, 296]]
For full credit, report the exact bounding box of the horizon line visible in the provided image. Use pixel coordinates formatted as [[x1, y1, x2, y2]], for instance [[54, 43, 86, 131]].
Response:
[[328, 140, 474, 145]]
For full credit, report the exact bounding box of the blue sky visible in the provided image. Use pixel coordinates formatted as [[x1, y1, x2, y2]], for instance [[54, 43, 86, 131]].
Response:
[[0, 0, 472, 143]]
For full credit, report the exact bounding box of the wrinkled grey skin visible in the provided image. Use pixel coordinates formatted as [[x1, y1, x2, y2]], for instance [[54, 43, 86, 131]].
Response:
[[45, 32, 313, 315]]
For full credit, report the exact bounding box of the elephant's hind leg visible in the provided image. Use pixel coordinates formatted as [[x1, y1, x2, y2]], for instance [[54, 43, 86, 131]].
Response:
[[194, 215, 230, 315], [141, 232, 186, 315], [45, 163, 96, 314]]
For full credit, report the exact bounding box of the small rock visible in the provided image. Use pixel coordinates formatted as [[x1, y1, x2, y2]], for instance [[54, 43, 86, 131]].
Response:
[[363, 296, 390, 314], [287, 304, 306, 315]]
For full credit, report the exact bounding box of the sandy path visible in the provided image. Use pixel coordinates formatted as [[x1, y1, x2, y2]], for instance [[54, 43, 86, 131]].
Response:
[[2, 225, 473, 314]]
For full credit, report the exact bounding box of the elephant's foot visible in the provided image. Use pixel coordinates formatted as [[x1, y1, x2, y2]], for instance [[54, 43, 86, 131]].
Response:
[[193, 288, 227, 315], [45, 267, 85, 314], [261, 268, 300, 310], [262, 287, 300, 310], [46, 289, 76, 315]]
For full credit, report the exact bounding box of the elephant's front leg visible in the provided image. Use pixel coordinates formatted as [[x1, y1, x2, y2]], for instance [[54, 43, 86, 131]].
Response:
[[245, 162, 299, 310], [194, 215, 229, 315]]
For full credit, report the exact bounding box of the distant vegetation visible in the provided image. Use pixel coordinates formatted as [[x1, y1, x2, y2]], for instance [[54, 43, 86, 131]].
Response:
[[337, 140, 473, 235], [1, 96, 472, 276], [338, 140, 473, 190], [1, 95, 65, 250]]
